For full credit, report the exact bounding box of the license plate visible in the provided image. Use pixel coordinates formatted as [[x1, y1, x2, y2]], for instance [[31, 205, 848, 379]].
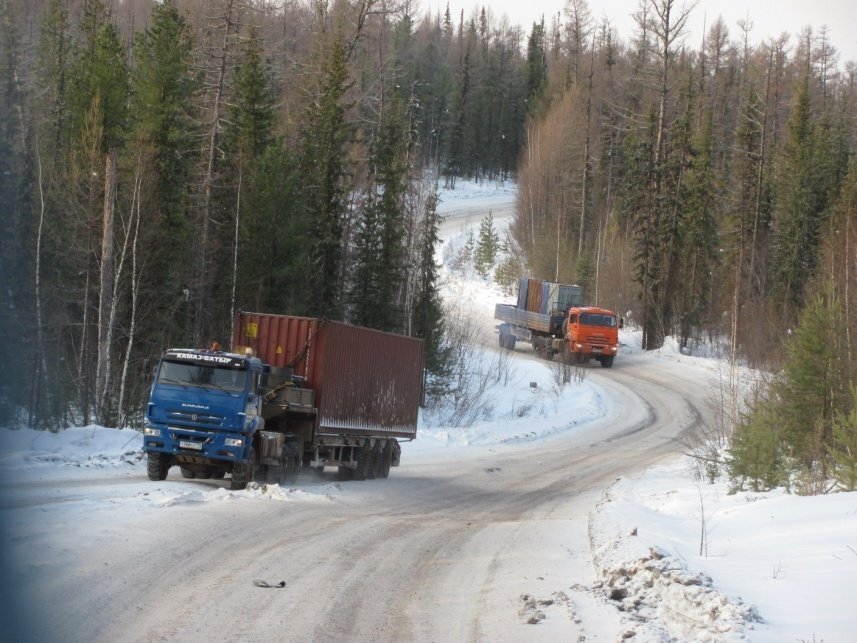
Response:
[[592, 347, 603, 353], [179, 440, 203, 451]]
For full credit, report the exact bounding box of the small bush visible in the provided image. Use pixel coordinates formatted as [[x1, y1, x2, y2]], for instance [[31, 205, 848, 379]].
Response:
[[830, 388, 857, 491]]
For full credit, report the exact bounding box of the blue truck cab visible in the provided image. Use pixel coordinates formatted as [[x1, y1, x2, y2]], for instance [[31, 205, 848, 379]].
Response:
[[144, 348, 265, 487]]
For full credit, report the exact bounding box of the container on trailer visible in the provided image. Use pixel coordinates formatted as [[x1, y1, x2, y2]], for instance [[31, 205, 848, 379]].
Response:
[[233, 313, 423, 439]]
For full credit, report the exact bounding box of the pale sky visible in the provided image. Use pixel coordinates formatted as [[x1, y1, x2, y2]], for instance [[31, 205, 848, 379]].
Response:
[[434, 1, 857, 65]]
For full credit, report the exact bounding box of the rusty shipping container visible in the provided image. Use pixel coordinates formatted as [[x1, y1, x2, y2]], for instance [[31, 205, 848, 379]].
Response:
[[233, 312, 423, 439]]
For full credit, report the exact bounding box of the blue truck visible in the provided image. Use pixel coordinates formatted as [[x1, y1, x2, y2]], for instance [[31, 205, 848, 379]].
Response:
[[143, 314, 423, 489]]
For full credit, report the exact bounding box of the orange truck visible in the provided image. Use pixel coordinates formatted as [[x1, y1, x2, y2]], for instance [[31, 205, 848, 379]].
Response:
[[494, 278, 622, 367]]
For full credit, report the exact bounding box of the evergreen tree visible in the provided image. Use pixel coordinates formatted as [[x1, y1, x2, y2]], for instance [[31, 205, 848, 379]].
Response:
[[474, 212, 500, 277], [55, 0, 130, 424], [220, 25, 274, 319], [352, 91, 408, 331], [444, 33, 472, 183], [38, 0, 71, 159], [731, 82, 768, 298], [230, 28, 275, 162], [301, 31, 353, 320], [730, 289, 850, 491], [68, 0, 128, 150], [830, 387, 857, 491], [0, 0, 35, 424], [621, 106, 662, 349], [777, 291, 848, 468], [411, 187, 446, 374], [771, 75, 818, 317], [130, 0, 197, 346], [727, 385, 786, 492], [677, 112, 719, 346], [226, 28, 305, 317], [524, 20, 547, 111]]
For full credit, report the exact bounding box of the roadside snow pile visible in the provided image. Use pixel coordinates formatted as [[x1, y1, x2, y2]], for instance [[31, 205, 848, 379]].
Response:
[[589, 530, 762, 641], [0, 425, 143, 474], [589, 458, 857, 641], [149, 482, 340, 507]]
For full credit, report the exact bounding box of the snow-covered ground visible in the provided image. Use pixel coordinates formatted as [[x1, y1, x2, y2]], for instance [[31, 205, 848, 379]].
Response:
[[0, 180, 854, 641]]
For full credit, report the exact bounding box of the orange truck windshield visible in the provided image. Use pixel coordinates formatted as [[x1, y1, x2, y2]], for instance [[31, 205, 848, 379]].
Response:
[[579, 313, 617, 328]]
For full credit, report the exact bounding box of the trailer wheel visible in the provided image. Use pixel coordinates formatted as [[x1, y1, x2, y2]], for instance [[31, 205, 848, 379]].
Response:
[[499, 325, 515, 350], [230, 447, 255, 490], [352, 442, 372, 481], [337, 465, 353, 481], [179, 466, 196, 479], [378, 440, 393, 479], [147, 452, 170, 481], [368, 440, 385, 479], [600, 355, 614, 368], [282, 441, 302, 484]]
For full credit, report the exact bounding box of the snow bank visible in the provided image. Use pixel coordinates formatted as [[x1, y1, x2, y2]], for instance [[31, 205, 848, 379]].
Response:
[[590, 459, 857, 641], [0, 425, 144, 475]]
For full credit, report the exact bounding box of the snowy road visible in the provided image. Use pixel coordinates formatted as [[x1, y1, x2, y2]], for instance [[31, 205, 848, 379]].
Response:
[[3, 182, 853, 641], [2, 349, 713, 642]]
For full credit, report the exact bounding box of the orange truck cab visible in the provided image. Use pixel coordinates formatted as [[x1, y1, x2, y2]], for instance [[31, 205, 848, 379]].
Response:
[[559, 306, 621, 368]]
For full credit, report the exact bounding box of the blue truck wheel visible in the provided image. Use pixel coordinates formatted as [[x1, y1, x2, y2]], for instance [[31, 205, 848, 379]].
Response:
[[230, 447, 256, 490], [147, 452, 170, 481]]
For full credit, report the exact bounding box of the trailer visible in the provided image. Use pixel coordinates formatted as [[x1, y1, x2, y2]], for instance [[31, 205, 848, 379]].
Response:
[[143, 314, 423, 488]]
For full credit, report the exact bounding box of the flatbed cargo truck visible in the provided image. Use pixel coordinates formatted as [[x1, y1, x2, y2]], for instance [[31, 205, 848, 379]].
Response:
[[494, 278, 621, 367], [143, 313, 423, 489]]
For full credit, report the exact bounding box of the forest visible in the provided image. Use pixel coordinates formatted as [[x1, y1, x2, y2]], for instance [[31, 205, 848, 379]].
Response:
[[0, 0, 855, 491]]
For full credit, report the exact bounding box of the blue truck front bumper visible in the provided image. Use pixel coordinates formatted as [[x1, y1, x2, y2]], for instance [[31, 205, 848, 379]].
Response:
[[144, 423, 252, 462]]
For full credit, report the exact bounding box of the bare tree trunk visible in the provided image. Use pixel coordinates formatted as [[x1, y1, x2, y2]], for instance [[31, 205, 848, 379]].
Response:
[[750, 47, 773, 292], [95, 150, 117, 425], [194, 0, 239, 345], [730, 244, 743, 432], [33, 147, 49, 427], [578, 35, 595, 257], [117, 161, 144, 428], [230, 169, 241, 346], [845, 181, 853, 373]]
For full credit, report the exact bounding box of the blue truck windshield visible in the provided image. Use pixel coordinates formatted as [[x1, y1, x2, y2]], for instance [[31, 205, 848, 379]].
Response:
[[579, 313, 616, 328], [157, 360, 248, 393]]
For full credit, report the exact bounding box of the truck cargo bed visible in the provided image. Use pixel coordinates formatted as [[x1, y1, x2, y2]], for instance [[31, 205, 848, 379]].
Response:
[[494, 303, 554, 334]]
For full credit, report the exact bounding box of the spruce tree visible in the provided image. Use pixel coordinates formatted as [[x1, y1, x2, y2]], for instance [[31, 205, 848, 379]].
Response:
[[677, 112, 719, 346], [227, 28, 305, 316], [771, 75, 817, 318], [351, 91, 408, 332], [731, 289, 850, 491], [776, 291, 848, 469], [38, 0, 71, 160], [411, 187, 447, 374], [830, 387, 857, 491], [524, 20, 547, 112], [301, 31, 352, 320], [130, 0, 197, 345], [474, 212, 500, 277], [68, 0, 128, 150]]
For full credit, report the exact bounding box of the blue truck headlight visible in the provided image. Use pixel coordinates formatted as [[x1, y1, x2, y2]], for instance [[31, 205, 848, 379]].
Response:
[[225, 438, 243, 447], [144, 427, 161, 437]]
